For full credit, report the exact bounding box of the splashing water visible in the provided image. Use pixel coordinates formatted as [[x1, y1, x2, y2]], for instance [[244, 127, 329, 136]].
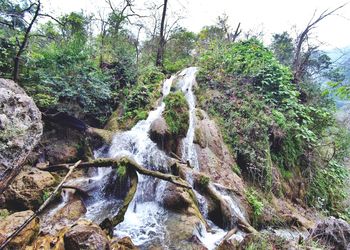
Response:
[[177, 67, 200, 170], [73, 69, 247, 249], [84, 76, 175, 245]]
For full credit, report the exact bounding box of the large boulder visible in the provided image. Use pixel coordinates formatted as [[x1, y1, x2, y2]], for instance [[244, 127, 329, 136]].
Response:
[[4, 166, 56, 211], [40, 196, 87, 235], [63, 219, 110, 250], [0, 210, 40, 249], [193, 109, 244, 195], [164, 212, 207, 250], [0, 78, 43, 192], [162, 183, 193, 212], [149, 117, 181, 155], [309, 217, 350, 250]]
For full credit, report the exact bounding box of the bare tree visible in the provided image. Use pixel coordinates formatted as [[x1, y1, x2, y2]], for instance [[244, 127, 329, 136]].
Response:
[[292, 4, 347, 83], [156, 0, 168, 67], [12, 0, 41, 82]]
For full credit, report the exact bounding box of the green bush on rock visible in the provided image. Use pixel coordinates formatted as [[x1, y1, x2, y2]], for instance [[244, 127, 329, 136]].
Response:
[[163, 91, 189, 137]]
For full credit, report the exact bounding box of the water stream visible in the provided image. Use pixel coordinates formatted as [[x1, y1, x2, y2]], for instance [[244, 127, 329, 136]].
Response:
[[44, 68, 246, 249]]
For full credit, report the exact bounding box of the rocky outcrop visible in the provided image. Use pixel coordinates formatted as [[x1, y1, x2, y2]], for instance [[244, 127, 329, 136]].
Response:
[[309, 217, 350, 250], [63, 220, 110, 250], [193, 109, 244, 195], [3, 166, 56, 210], [149, 116, 182, 155], [0, 78, 43, 193], [0, 210, 40, 249]]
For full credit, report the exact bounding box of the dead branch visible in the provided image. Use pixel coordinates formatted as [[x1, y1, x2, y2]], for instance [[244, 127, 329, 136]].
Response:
[[293, 4, 347, 83], [0, 160, 81, 249], [42, 157, 192, 189]]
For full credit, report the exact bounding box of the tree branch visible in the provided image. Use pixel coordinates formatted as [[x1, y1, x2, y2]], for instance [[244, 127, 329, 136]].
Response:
[[42, 157, 192, 189], [0, 160, 81, 249], [100, 167, 138, 236]]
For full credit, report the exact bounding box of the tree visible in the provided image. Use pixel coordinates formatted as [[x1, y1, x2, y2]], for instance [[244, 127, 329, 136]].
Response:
[[0, 0, 42, 81], [292, 4, 346, 83], [270, 31, 294, 66], [216, 13, 241, 42], [155, 0, 168, 67]]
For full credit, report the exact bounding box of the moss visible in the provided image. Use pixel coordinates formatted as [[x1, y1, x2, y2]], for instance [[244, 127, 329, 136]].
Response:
[[163, 91, 189, 137], [0, 209, 10, 219], [242, 233, 289, 250], [116, 164, 127, 179], [198, 175, 210, 189], [231, 163, 241, 176]]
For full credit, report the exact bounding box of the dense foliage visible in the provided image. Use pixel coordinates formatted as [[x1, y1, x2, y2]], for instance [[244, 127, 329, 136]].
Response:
[[197, 39, 350, 218], [163, 91, 189, 136]]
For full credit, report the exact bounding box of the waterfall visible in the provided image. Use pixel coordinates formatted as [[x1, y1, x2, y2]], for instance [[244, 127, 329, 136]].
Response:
[[84, 76, 175, 246], [80, 68, 246, 249], [177, 67, 200, 170]]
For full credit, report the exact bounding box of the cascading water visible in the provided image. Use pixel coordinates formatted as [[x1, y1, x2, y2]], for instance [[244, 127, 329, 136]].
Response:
[[67, 68, 247, 249], [85, 76, 175, 246], [177, 67, 200, 170]]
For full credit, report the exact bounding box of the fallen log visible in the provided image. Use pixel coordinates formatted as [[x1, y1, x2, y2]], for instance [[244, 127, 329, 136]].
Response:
[[41, 157, 192, 189]]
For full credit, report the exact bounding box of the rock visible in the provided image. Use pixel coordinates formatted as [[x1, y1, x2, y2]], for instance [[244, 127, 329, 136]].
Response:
[[38, 128, 82, 165], [0, 78, 43, 192], [150, 117, 173, 153], [64, 219, 110, 250], [238, 232, 298, 250], [0, 210, 40, 249], [162, 183, 192, 211], [165, 212, 207, 250], [53, 198, 87, 222], [4, 166, 56, 211], [193, 109, 245, 195], [40, 194, 87, 236], [110, 237, 138, 250], [309, 217, 350, 250]]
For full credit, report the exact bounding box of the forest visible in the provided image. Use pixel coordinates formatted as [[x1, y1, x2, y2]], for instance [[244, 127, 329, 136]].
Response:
[[0, 0, 350, 249]]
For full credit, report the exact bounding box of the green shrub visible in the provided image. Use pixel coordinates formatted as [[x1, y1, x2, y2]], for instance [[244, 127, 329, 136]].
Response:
[[198, 175, 210, 189], [196, 38, 345, 204], [307, 160, 349, 219], [0, 209, 10, 219], [246, 188, 264, 225], [163, 91, 189, 136]]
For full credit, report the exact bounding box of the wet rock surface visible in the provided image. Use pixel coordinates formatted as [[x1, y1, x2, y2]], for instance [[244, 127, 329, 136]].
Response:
[[63, 219, 110, 250], [3, 166, 56, 211], [0, 78, 43, 189], [194, 109, 244, 195], [165, 212, 207, 250], [110, 236, 139, 250], [0, 210, 40, 249]]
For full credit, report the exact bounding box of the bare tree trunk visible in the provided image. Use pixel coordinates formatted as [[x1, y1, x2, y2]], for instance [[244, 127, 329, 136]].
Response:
[[231, 22, 242, 42], [12, 1, 41, 82], [292, 4, 346, 83], [156, 0, 168, 67]]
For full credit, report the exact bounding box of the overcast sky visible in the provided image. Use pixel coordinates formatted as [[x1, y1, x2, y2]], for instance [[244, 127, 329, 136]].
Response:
[[41, 0, 350, 50]]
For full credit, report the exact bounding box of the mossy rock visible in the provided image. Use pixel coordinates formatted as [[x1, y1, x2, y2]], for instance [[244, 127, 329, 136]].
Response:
[[163, 91, 189, 137]]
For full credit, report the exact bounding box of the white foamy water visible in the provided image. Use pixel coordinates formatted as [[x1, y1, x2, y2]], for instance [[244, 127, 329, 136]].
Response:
[[78, 69, 247, 249], [177, 67, 200, 170]]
